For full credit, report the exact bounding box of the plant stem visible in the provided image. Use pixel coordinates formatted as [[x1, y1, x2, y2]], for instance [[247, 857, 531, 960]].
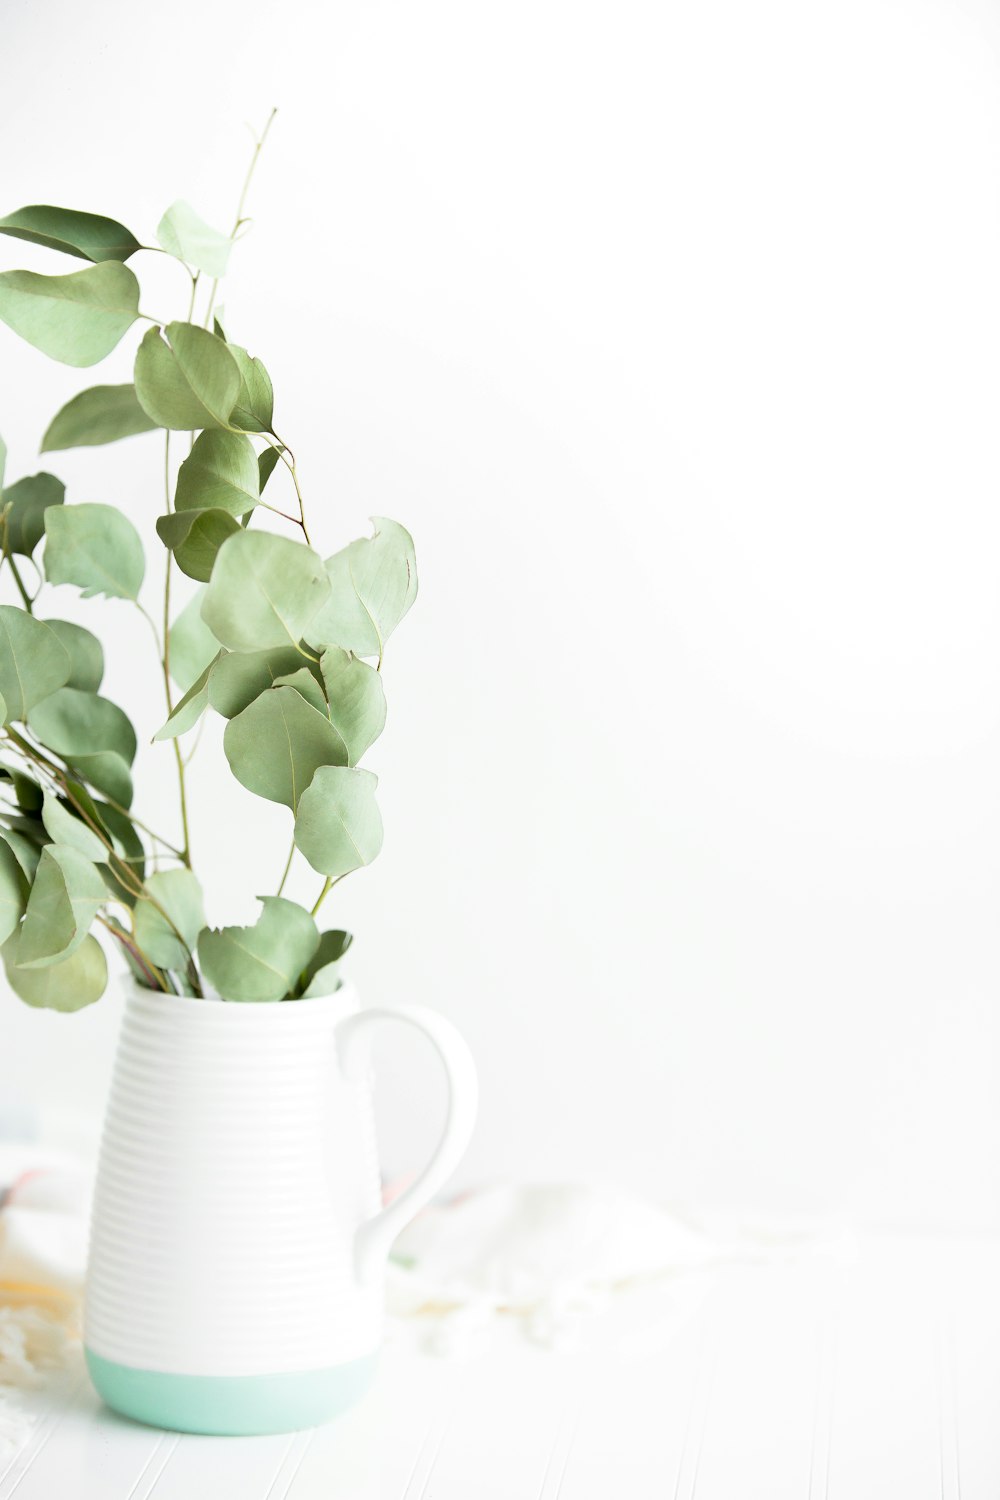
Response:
[[205, 107, 278, 330], [187, 272, 200, 323], [95, 912, 168, 994], [310, 874, 344, 917], [140, 546, 193, 869], [268, 434, 311, 544], [276, 838, 295, 897], [1, 519, 34, 613]]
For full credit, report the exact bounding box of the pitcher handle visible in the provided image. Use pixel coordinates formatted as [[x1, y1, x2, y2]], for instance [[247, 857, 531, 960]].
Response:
[[335, 1002, 478, 1285]]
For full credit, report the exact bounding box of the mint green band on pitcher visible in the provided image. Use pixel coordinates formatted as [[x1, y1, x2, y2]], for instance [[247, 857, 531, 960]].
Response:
[[85, 1347, 379, 1436]]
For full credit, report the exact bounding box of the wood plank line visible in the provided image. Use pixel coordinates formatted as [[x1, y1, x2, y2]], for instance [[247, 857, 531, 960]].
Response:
[[535, 1409, 579, 1500], [672, 1319, 720, 1500], [807, 1294, 838, 1500], [138, 1435, 181, 1500], [935, 1315, 961, 1500], [401, 1412, 452, 1500], [265, 1430, 315, 1500], [0, 1376, 85, 1500]]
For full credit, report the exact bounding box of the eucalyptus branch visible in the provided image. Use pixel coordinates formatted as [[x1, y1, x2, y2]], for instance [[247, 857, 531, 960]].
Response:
[[137, 586, 192, 868], [96, 912, 169, 994], [204, 107, 277, 331], [310, 874, 345, 918], [1, 518, 34, 613], [275, 838, 295, 898]]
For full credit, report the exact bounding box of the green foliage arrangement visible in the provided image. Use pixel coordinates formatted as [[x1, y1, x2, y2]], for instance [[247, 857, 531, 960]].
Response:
[[0, 116, 416, 1008]]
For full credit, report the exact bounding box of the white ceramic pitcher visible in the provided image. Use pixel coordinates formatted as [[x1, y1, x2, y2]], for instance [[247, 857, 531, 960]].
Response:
[[83, 981, 477, 1435]]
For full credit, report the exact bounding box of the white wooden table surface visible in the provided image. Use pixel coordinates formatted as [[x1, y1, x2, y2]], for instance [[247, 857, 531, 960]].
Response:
[[1, 1234, 995, 1499]]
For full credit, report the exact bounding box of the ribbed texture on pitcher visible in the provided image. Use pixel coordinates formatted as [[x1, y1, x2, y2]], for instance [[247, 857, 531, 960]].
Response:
[[84, 986, 382, 1378]]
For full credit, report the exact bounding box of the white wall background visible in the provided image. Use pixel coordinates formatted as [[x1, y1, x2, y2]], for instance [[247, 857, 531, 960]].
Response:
[[1, 0, 1000, 1229]]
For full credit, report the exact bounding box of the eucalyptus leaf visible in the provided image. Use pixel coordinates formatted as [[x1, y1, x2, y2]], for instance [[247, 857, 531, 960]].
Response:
[[156, 202, 231, 278], [2, 473, 64, 556], [299, 929, 352, 998], [206, 645, 313, 718], [12, 772, 43, 813], [224, 685, 347, 810], [41, 384, 158, 452], [168, 587, 218, 692], [28, 687, 137, 765], [44, 502, 144, 600], [0, 607, 71, 722], [201, 530, 330, 652], [0, 828, 40, 882], [0, 206, 140, 263], [95, 800, 145, 905], [0, 838, 26, 945], [134, 322, 240, 431], [40, 790, 106, 861], [66, 751, 133, 809], [152, 658, 217, 741], [42, 620, 104, 693], [272, 666, 328, 716], [175, 430, 259, 516], [0, 262, 140, 367], [198, 896, 319, 1003], [134, 868, 205, 971], [16, 844, 106, 968], [3, 930, 107, 1010], [228, 346, 274, 433], [258, 445, 282, 493], [156, 507, 241, 582], [293, 766, 384, 878], [320, 648, 387, 765], [308, 517, 417, 660]]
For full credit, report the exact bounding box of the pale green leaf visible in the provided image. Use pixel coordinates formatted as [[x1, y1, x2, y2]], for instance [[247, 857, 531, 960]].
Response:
[[65, 751, 133, 809], [0, 828, 40, 882], [1, 472, 64, 556], [3, 930, 107, 1010], [308, 517, 417, 660], [224, 685, 347, 810], [198, 896, 319, 1003], [201, 530, 330, 652], [152, 657, 217, 741], [293, 766, 383, 878], [300, 929, 352, 998], [156, 507, 241, 582], [41, 384, 158, 452], [0, 262, 140, 367], [134, 868, 205, 971], [41, 620, 103, 693], [228, 346, 274, 433], [44, 502, 144, 600], [258, 445, 281, 493], [207, 645, 314, 718], [320, 648, 386, 765], [16, 844, 106, 968], [272, 666, 328, 715], [156, 201, 231, 278], [0, 839, 27, 945], [168, 587, 218, 692], [133, 322, 240, 431], [0, 607, 70, 722], [175, 429, 259, 516], [28, 688, 137, 765], [0, 205, 140, 263], [40, 790, 106, 861]]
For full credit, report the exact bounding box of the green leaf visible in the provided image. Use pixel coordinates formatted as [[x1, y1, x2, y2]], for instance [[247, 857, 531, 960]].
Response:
[[168, 587, 218, 692], [320, 648, 387, 765], [41, 384, 158, 452], [133, 322, 241, 431], [62, 752, 133, 809], [94, 799, 145, 906], [15, 844, 106, 968], [3, 930, 107, 1010], [293, 766, 383, 878], [11, 771, 43, 813], [0, 205, 140, 263], [198, 896, 319, 1003], [40, 790, 106, 861], [152, 658, 217, 741], [175, 430, 259, 516], [224, 685, 348, 811], [308, 517, 417, 660], [44, 502, 144, 599], [156, 202, 231, 278], [0, 828, 40, 882], [41, 620, 104, 693], [156, 507, 241, 582], [134, 868, 205, 971], [206, 645, 312, 718], [28, 687, 137, 765], [272, 666, 328, 716], [299, 929, 352, 998], [258, 445, 282, 493], [202, 531, 330, 652], [0, 262, 140, 367], [2, 472, 64, 556], [228, 346, 274, 433], [0, 838, 27, 945], [0, 607, 70, 722]]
